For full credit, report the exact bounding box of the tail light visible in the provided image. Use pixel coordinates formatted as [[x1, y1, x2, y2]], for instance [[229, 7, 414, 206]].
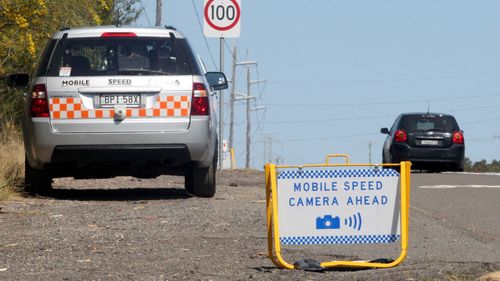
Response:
[[31, 84, 49, 117], [452, 131, 464, 144], [100, 32, 137, 37], [394, 129, 407, 142], [191, 83, 209, 116]]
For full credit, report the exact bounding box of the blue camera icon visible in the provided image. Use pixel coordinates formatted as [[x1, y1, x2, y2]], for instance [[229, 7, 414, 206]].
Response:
[[316, 215, 340, 230]]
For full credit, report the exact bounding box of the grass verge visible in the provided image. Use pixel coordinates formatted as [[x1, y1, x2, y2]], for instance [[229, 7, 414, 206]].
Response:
[[0, 118, 24, 202]]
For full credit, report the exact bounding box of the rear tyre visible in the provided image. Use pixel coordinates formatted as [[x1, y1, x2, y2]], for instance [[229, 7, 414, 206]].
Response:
[[451, 162, 464, 172], [185, 153, 216, 198], [382, 154, 389, 169], [382, 154, 400, 172], [24, 157, 52, 195]]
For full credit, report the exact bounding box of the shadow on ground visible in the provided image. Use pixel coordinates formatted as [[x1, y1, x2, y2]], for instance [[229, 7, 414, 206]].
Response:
[[23, 187, 192, 201]]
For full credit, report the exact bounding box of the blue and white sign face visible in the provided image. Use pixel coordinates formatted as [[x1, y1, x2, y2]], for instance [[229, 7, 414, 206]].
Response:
[[277, 168, 400, 245]]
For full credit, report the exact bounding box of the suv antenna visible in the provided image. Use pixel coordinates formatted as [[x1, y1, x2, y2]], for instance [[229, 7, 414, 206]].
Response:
[[427, 100, 430, 114]]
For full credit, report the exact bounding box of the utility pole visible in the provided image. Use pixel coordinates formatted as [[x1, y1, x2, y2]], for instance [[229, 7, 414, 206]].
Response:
[[245, 68, 251, 169], [368, 141, 372, 164], [263, 134, 273, 164], [268, 135, 273, 163], [229, 44, 237, 153], [229, 55, 257, 153], [218, 37, 224, 170], [244, 69, 266, 169], [155, 0, 162, 26]]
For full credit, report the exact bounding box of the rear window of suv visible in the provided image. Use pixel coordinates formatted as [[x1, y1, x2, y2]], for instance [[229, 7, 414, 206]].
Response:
[[400, 115, 459, 132], [46, 37, 194, 76]]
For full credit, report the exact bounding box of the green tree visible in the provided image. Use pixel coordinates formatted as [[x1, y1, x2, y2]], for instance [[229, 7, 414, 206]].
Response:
[[0, 0, 143, 77], [463, 157, 473, 172], [0, 0, 143, 124], [472, 159, 488, 172], [488, 160, 500, 172], [108, 0, 143, 26]]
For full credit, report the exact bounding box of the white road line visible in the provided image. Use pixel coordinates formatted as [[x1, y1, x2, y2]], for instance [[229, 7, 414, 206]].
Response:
[[419, 185, 500, 189], [444, 172, 500, 176]]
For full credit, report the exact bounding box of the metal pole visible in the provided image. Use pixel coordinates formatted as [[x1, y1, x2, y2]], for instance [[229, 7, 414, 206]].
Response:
[[369, 141, 372, 164], [218, 37, 224, 170], [246, 68, 251, 169], [229, 44, 237, 157], [262, 134, 267, 165], [155, 0, 162, 26]]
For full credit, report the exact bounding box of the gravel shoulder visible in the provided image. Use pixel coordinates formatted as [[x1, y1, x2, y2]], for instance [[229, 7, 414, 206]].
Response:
[[0, 169, 498, 280]]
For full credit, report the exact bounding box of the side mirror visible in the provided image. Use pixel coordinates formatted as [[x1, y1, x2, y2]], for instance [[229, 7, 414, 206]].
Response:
[[7, 73, 30, 88], [206, 72, 228, 91], [380, 128, 389, 134]]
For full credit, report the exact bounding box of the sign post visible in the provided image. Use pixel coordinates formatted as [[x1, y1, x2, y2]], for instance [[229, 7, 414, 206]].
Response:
[[203, 0, 241, 169], [265, 154, 411, 269]]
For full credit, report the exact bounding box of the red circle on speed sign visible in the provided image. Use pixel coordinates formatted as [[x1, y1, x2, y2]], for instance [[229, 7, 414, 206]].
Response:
[[204, 0, 241, 31]]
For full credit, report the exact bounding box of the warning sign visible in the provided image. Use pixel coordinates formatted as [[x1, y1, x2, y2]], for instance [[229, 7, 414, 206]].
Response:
[[277, 168, 401, 245]]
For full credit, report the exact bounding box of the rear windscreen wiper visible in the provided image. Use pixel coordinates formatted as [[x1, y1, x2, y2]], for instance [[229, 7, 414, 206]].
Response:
[[117, 68, 170, 75]]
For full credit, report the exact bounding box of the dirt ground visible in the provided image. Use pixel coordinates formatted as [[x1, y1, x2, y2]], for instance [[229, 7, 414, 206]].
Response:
[[0, 169, 498, 280]]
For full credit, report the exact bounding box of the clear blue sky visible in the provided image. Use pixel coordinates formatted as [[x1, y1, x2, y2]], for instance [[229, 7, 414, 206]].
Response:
[[136, 0, 500, 168]]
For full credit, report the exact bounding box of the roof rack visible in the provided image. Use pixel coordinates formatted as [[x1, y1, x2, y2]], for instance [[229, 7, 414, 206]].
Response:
[[59, 27, 70, 31], [164, 25, 177, 30]]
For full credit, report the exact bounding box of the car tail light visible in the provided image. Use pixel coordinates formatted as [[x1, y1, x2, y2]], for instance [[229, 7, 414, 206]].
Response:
[[394, 129, 407, 142], [452, 131, 464, 144], [31, 84, 49, 117], [191, 83, 209, 116], [100, 32, 137, 37]]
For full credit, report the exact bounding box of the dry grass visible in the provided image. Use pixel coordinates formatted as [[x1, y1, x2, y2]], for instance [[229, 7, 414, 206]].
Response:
[[0, 118, 24, 201]]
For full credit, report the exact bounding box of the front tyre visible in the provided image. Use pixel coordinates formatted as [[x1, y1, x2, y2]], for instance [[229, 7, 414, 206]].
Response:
[[24, 157, 52, 195]]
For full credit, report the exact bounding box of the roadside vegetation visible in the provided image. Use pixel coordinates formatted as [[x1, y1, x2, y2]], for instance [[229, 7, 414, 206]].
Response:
[[464, 157, 500, 173], [0, 0, 142, 201], [0, 116, 24, 201]]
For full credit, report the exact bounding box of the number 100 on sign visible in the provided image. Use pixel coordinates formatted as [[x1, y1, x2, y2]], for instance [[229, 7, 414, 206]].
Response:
[[203, 0, 241, 38]]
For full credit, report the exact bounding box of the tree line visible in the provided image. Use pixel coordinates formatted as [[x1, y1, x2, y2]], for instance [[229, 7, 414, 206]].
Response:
[[464, 158, 500, 172], [0, 0, 142, 77], [0, 0, 142, 126]]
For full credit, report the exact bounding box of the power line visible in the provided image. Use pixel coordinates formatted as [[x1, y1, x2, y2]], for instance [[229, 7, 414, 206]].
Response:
[[138, 0, 151, 26], [445, 104, 500, 113], [234, 133, 380, 144], [263, 114, 393, 125], [191, 0, 217, 69], [234, 109, 499, 126], [255, 65, 266, 99], [461, 117, 500, 125], [265, 93, 500, 108], [270, 72, 500, 85]]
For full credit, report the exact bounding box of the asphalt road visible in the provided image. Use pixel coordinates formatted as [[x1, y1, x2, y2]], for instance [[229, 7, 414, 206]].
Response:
[[411, 172, 500, 249], [406, 172, 499, 266], [0, 170, 498, 280]]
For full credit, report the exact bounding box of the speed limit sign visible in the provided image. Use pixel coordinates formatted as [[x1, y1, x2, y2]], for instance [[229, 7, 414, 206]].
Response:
[[203, 0, 241, 38]]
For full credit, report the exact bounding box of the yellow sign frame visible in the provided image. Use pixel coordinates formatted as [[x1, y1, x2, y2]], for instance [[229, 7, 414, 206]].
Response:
[[265, 154, 411, 269]]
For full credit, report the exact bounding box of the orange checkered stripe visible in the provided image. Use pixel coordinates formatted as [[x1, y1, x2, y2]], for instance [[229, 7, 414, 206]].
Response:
[[49, 95, 190, 119]]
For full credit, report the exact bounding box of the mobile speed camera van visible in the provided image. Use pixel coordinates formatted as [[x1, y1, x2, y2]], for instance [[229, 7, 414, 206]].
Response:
[[8, 26, 228, 197]]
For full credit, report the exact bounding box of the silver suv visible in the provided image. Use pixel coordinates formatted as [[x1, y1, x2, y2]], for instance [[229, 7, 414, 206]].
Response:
[[8, 26, 228, 197]]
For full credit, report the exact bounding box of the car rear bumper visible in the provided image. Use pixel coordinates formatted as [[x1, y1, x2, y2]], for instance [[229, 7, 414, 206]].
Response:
[[24, 117, 215, 171], [390, 143, 464, 165], [51, 144, 190, 164]]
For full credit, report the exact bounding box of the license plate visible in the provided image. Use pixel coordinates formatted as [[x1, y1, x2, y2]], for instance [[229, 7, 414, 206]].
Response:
[[100, 94, 140, 107], [421, 140, 438, 145]]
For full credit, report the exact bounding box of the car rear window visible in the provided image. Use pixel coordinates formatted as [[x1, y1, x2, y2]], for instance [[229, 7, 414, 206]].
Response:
[[400, 115, 459, 132], [46, 37, 193, 76]]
